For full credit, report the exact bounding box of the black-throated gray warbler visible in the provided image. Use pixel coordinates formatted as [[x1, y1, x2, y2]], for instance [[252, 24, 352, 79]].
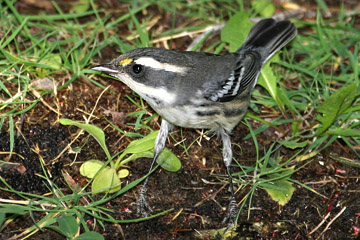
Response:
[[93, 18, 297, 225]]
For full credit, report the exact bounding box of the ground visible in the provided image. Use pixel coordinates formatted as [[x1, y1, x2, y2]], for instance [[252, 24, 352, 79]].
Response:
[[1, 79, 359, 239], [0, 1, 359, 240]]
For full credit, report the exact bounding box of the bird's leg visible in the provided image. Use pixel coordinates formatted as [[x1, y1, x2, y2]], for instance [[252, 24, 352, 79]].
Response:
[[220, 130, 238, 226], [137, 119, 171, 217]]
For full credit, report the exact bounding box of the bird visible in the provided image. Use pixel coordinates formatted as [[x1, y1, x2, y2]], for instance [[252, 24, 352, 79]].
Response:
[[92, 18, 297, 225]]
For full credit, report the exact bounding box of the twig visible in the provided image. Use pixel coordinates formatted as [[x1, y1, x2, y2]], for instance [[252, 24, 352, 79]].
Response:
[[194, 183, 227, 207], [308, 212, 331, 235], [316, 207, 347, 240], [0, 198, 57, 207], [186, 24, 224, 51], [309, 206, 347, 238]]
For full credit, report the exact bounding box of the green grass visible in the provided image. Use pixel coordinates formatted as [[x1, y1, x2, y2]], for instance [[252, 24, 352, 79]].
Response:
[[0, 0, 359, 238]]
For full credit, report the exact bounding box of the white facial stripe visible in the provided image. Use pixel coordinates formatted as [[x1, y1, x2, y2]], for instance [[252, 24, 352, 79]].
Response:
[[111, 73, 176, 106], [92, 66, 119, 73], [135, 57, 188, 74]]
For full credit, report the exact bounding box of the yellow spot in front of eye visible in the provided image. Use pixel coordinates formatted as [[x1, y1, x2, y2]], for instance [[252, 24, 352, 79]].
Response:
[[119, 58, 133, 66]]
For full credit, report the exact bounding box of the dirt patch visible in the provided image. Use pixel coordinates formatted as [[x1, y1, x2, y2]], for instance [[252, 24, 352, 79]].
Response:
[[1, 79, 359, 239]]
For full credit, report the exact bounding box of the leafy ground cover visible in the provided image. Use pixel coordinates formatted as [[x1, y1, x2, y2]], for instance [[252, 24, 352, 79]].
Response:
[[0, 0, 359, 239]]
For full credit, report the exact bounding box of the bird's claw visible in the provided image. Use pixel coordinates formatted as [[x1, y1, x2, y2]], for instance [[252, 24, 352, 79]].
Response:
[[222, 196, 238, 228]]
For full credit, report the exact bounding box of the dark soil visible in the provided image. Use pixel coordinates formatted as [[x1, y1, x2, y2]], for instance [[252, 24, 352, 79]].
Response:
[[1, 1, 360, 240], [1, 78, 359, 240]]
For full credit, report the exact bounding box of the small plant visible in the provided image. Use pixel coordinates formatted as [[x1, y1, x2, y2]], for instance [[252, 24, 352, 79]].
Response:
[[0, 132, 174, 239], [0, 169, 104, 239], [233, 126, 298, 214], [59, 118, 181, 194], [315, 82, 359, 136], [48, 214, 104, 240]]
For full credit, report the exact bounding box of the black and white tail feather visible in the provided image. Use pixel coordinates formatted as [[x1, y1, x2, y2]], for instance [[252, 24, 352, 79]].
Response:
[[240, 18, 297, 61], [236, 18, 297, 91]]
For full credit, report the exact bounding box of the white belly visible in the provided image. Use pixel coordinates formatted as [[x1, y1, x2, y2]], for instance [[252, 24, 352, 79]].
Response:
[[156, 105, 214, 129]]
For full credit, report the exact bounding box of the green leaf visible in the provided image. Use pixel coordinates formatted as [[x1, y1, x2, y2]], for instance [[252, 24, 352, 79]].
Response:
[[330, 155, 360, 168], [56, 214, 78, 238], [75, 231, 105, 240], [279, 139, 308, 149], [291, 120, 301, 136], [0, 204, 28, 215], [119, 150, 154, 166], [80, 159, 104, 178], [115, 131, 158, 167], [316, 83, 358, 135], [92, 167, 121, 194], [118, 169, 129, 178], [119, 148, 181, 172], [9, 116, 14, 159], [326, 128, 360, 137], [73, 0, 90, 13], [115, 131, 181, 172], [221, 12, 252, 52], [262, 178, 295, 206], [157, 148, 181, 172], [0, 79, 11, 97], [251, 0, 275, 17], [0, 212, 5, 229], [123, 131, 157, 154], [39, 54, 62, 70], [59, 119, 111, 160], [257, 59, 284, 112]]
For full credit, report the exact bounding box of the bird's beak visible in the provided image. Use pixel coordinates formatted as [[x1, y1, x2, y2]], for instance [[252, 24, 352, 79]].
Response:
[[92, 64, 119, 73]]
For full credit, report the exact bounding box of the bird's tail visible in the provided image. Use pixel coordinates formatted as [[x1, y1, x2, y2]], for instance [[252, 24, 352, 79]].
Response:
[[237, 18, 297, 63]]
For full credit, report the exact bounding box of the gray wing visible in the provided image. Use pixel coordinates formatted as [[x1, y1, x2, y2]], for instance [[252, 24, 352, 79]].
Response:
[[202, 52, 262, 102]]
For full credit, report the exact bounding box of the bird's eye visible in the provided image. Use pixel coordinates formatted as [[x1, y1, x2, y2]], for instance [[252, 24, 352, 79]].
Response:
[[132, 64, 142, 74]]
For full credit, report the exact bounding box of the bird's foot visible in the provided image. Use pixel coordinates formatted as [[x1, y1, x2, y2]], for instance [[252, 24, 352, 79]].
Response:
[[222, 196, 238, 228], [136, 185, 153, 217]]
